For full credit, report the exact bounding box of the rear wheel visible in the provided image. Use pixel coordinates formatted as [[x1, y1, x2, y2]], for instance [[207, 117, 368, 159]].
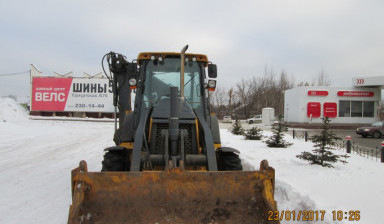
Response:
[[248, 120, 254, 124], [101, 150, 130, 171], [217, 151, 243, 171], [373, 131, 381, 139]]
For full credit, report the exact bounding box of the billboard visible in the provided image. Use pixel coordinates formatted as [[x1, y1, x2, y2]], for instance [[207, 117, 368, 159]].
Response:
[[31, 77, 114, 112]]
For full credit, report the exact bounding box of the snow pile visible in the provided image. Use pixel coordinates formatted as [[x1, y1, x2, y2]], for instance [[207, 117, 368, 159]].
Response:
[[0, 97, 28, 122], [221, 129, 384, 224]]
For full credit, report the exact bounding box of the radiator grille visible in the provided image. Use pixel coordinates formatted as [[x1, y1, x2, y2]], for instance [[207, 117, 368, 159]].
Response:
[[152, 123, 194, 154]]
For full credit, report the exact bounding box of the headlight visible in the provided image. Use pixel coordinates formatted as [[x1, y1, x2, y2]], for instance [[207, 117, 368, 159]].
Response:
[[150, 55, 156, 61], [364, 129, 370, 131], [129, 78, 137, 86], [208, 80, 216, 89]]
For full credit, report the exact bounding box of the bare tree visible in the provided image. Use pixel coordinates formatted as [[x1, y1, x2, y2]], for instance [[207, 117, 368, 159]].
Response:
[[227, 88, 236, 116], [210, 87, 227, 118], [235, 79, 252, 118], [297, 81, 311, 86], [317, 68, 331, 86], [209, 67, 294, 119], [276, 71, 293, 115]]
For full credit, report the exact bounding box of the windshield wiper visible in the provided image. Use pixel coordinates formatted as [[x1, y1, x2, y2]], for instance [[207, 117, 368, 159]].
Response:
[[184, 74, 196, 87]]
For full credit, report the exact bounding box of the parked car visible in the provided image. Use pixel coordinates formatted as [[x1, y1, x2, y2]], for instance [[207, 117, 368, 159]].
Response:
[[356, 121, 384, 138], [222, 116, 232, 123], [246, 115, 262, 124]]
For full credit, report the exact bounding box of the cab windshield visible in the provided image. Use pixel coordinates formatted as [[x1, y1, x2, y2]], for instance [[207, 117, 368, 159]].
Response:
[[143, 58, 203, 109]]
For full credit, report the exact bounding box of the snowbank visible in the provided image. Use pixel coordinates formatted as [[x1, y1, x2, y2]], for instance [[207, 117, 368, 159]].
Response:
[[0, 97, 28, 122], [221, 129, 384, 224]]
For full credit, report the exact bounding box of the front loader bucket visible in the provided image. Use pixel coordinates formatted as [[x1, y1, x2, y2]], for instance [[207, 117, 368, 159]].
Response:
[[68, 160, 278, 224]]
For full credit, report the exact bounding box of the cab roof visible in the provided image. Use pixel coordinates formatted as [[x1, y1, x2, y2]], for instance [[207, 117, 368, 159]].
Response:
[[137, 52, 209, 66]]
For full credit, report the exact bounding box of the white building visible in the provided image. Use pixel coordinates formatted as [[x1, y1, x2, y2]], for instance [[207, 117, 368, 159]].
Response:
[[284, 77, 383, 124]]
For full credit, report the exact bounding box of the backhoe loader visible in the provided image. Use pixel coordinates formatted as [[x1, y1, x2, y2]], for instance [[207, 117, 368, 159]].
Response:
[[67, 45, 278, 224]]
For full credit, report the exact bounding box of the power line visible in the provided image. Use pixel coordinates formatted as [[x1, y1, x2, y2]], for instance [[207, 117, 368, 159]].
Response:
[[0, 70, 30, 77]]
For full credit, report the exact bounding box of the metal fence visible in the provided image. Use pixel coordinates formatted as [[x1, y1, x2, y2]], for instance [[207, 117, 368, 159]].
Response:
[[291, 129, 382, 162], [334, 140, 381, 161]]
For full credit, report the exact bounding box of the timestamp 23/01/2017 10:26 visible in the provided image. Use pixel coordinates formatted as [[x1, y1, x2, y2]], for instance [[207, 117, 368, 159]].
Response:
[[268, 210, 361, 222]]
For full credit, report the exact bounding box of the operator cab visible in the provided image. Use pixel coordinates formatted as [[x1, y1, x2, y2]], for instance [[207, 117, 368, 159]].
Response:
[[135, 52, 214, 119]]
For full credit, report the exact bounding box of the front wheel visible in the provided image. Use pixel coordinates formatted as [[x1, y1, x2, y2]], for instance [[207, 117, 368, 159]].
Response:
[[248, 120, 253, 124], [217, 151, 243, 171], [101, 150, 130, 171]]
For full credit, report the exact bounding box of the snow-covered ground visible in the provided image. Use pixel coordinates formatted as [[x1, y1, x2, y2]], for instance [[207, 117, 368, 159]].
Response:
[[222, 131, 384, 224], [1, 97, 383, 224], [0, 98, 113, 224]]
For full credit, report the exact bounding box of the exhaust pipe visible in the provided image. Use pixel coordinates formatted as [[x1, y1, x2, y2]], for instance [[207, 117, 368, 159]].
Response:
[[169, 86, 179, 159], [167, 45, 188, 166], [180, 45, 188, 100]]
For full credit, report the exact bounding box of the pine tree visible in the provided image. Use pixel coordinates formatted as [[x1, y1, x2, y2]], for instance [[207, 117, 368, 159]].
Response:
[[297, 117, 349, 168], [244, 127, 263, 140], [265, 115, 292, 148], [231, 118, 244, 135]]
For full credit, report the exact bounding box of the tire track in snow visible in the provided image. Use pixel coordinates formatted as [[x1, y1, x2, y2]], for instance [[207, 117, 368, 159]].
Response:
[[0, 120, 114, 224], [0, 127, 112, 172]]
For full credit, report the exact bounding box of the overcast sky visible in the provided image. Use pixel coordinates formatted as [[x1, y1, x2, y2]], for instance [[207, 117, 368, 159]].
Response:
[[1, 0, 383, 101]]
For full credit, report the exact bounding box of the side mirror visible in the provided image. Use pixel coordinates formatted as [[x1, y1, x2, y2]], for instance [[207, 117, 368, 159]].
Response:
[[208, 64, 217, 78]]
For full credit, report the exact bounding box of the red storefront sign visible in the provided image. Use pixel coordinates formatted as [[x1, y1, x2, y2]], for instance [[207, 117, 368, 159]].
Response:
[[308, 90, 328, 96], [307, 102, 321, 118], [323, 102, 337, 118], [31, 77, 72, 111], [337, 91, 374, 97]]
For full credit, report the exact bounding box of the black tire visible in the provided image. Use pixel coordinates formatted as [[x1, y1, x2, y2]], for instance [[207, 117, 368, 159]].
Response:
[[362, 133, 367, 138], [248, 120, 253, 124], [101, 150, 130, 171], [217, 151, 243, 171], [373, 131, 381, 139]]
